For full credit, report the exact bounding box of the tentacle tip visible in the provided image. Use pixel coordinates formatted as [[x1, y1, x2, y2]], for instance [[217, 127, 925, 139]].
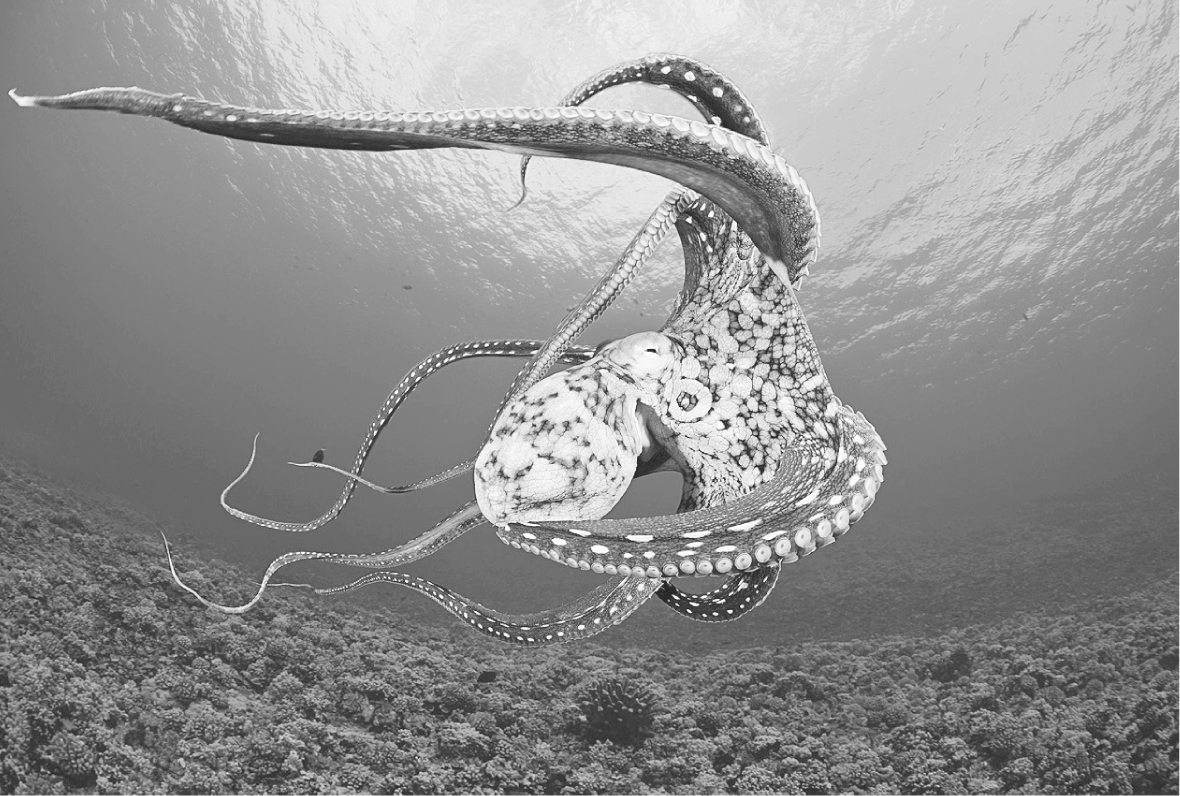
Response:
[[506, 189, 528, 213], [9, 89, 36, 107]]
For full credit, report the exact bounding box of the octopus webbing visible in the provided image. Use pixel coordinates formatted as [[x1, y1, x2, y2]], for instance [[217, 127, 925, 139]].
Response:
[[11, 54, 886, 644]]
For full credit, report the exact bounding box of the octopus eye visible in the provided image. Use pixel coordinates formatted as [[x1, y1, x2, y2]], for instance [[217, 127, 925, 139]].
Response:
[[607, 332, 675, 376]]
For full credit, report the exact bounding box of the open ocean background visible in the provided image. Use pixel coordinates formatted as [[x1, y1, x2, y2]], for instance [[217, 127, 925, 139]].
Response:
[[0, 2, 1176, 793]]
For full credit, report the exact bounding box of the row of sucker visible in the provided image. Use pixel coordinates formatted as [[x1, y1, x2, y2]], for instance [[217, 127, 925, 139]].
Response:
[[656, 563, 780, 621], [7, 87, 820, 272], [306, 573, 660, 645], [509, 53, 808, 292], [651, 202, 809, 620], [497, 409, 885, 580]]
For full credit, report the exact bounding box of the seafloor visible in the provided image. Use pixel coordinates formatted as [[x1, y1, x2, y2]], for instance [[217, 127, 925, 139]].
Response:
[[0, 451, 1176, 795]]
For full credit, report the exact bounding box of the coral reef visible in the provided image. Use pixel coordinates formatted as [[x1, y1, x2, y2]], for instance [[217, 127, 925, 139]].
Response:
[[575, 676, 661, 747], [0, 452, 1176, 794]]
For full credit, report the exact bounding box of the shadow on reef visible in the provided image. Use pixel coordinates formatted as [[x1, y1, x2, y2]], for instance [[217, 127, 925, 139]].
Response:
[[0, 452, 1176, 794]]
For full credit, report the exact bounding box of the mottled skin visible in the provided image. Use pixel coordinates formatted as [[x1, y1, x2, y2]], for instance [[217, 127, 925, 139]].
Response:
[[13, 54, 885, 643], [477, 332, 677, 525]]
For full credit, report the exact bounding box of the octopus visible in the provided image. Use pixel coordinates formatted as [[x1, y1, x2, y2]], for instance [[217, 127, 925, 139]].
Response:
[[11, 54, 886, 645]]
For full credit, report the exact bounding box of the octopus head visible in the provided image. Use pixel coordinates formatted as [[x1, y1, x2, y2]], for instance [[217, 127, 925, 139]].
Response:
[[474, 332, 681, 527]]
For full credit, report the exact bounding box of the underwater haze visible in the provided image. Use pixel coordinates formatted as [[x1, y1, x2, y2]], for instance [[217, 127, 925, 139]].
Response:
[[1, 2, 1178, 794]]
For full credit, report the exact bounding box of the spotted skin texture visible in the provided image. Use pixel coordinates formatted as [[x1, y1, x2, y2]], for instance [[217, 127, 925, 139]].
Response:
[[476, 332, 677, 525], [13, 55, 885, 645], [501, 201, 887, 579], [657, 564, 781, 622], [663, 206, 829, 506], [313, 573, 660, 645], [554, 54, 769, 146], [511, 57, 819, 621], [511, 408, 884, 574]]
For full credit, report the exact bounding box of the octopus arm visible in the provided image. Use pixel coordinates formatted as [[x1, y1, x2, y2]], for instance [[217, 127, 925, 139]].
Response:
[[219, 340, 594, 533], [499, 408, 886, 580], [164, 500, 485, 614], [9, 87, 818, 270], [307, 572, 660, 645], [516, 53, 769, 207], [657, 566, 781, 622], [555, 54, 770, 144]]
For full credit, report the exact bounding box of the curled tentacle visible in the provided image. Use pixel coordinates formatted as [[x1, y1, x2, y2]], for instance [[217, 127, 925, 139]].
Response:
[[657, 565, 781, 622], [8, 87, 819, 270], [499, 408, 886, 580], [164, 500, 486, 613], [221, 340, 593, 533], [515, 53, 770, 208], [310, 571, 660, 645]]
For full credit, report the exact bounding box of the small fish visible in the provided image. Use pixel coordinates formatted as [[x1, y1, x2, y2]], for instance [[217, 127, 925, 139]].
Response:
[[1021, 312, 1030, 322], [312, 449, 325, 463], [476, 670, 498, 684], [402, 284, 413, 290]]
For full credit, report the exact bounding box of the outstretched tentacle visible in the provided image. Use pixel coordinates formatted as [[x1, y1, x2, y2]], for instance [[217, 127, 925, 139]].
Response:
[[9, 87, 819, 271], [309, 571, 660, 645], [163, 500, 486, 614], [221, 340, 593, 533], [657, 566, 780, 622], [514, 53, 770, 208]]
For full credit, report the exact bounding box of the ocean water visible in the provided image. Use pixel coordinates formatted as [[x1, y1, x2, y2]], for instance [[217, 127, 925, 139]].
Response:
[[1, 0, 1177, 679], [3, 0, 1175, 647]]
